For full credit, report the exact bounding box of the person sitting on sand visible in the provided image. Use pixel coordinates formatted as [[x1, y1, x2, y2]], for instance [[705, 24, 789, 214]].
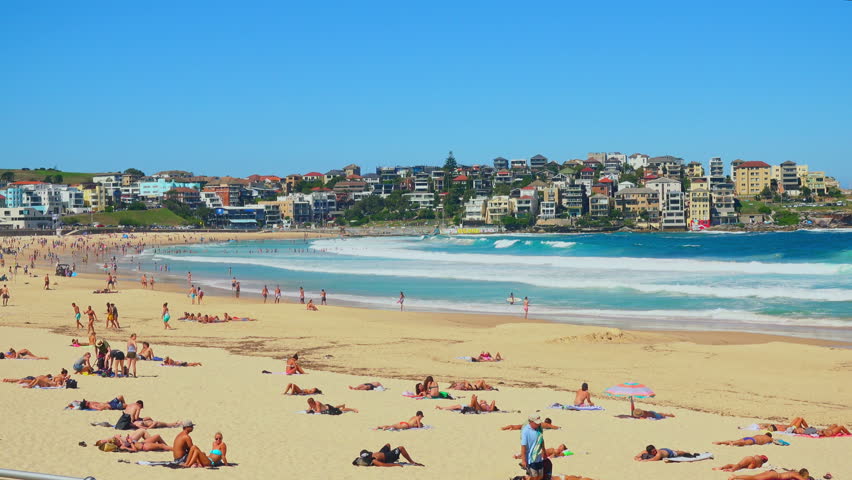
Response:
[[714, 433, 774, 446], [449, 379, 495, 391], [574, 383, 594, 406], [283, 383, 322, 395], [423, 376, 452, 399], [377, 411, 425, 430], [474, 351, 502, 362], [632, 408, 675, 420], [73, 352, 94, 374], [285, 354, 304, 375], [138, 342, 154, 360], [162, 357, 202, 367], [96, 430, 172, 452], [352, 444, 424, 467], [306, 299, 318, 311], [6, 348, 49, 360], [435, 394, 498, 413], [513, 443, 571, 459], [172, 420, 205, 466], [727, 468, 811, 480], [182, 430, 229, 468], [502, 418, 559, 430], [306, 397, 358, 415], [71, 395, 126, 411], [349, 382, 383, 391], [634, 444, 697, 461], [714, 455, 769, 472]]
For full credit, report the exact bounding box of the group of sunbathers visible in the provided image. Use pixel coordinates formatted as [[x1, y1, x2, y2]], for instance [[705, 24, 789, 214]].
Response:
[[180, 312, 252, 323], [758, 417, 850, 437], [471, 351, 503, 362], [3, 369, 69, 388]]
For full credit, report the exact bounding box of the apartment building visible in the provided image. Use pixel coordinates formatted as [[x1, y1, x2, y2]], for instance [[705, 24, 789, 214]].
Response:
[[733, 161, 771, 196]]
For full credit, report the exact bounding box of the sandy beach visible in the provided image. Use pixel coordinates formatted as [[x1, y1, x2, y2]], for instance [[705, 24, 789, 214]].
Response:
[[0, 232, 850, 479]]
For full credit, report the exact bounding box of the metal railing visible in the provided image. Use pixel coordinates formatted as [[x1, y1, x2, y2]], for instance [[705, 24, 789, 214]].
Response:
[[0, 469, 94, 480]]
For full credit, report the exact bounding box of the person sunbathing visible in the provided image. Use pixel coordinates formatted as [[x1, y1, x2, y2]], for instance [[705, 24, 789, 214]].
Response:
[[714, 455, 769, 472], [96, 430, 172, 452], [513, 443, 571, 459], [285, 354, 304, 375], [473, 351, 502, 362], [70, 395, 126, 411], [728, 468, 811, 480], [132, 418, 182, 429], [714, 433, 773, 446], [435, 394, 498, 413], [449, 379, 495, 391], [349, 382, 383, 390], [6, 348, 49, 360], [162, 357, 202, 367], [283, 383, 322, 395], [813, 424, 850, 437], [761, 417, 808, 432], [632, 408, 675, 419], [634, 444, 697, 461], [502, 417, 559, 430], [306, 397, 358, 414], [377, 411, 425, 430], [6, 369, 69, 388], [352, 444, 423, 467]]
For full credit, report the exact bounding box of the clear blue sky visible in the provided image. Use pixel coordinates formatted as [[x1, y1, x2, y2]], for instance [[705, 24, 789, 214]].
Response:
[[1, 1, 850, 186]]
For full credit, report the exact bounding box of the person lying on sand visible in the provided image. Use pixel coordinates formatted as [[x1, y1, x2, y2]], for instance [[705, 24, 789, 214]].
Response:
[[96, 430, 172, 452], [727, 468, 811, 480], [6, 348, 49, 359], [574, 383, 594, 406], [449, 379, 496, 391], [162, 357, 202, 367], [632, 408, 675, 419], [473, 351, 502, 362], [810, 424, 850, 437], [435, 394, 498, 413], [306, 397, 358, 415], [352, 444, 424, 467], [70, 395, 126, 411], [286, 354, 305, 375], [349, 382, 383, 390], [634, 445, 699, 461], [714, 455, 769, 472], [283, 383, 322, 395], [761, 417, 808, 432], [5, 370, 69, 388], [513, 443, 571, 459], [376, 411, 425, 430], [502, 418, 559, 430], [714, 433, 774, 446]]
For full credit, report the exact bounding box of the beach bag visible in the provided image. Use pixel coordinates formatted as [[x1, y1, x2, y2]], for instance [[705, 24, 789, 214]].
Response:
[[115, 413, 133, 430], [66, 379, 78, 389]]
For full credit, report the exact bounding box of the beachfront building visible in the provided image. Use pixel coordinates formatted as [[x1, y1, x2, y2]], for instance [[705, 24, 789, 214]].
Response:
[[730, 159, 745, 182], [0, 207, 54, 230], [771, 161, 800, 195], [512, 194, 538, 218], [274, 194, 312, 223], [138, 179, 201, 201], [687, 187, 711, 229], [200, 191, 224, 210], [615, 187, 659, 220], [589, 194, 611, 218], [537, 186, 560, 220], [806, 171, 827, 196], [734, 161, 771, 196], [404, 192, 435, 210], [203, 184, 243, 207], [646, 177, 681, 215], [79, 183, 107, 212], [661, 191, 686, 229], [207, 205, 279, 229], [309, 190, 337, 222], [709, 157, 725, 186], [164, 187, 202, 208], [562, 184, 588, 217], [485, 196, 513, 224], [2, 182, 66, 215], [463, 196, 488, 222], [710, 182, 738, 225]]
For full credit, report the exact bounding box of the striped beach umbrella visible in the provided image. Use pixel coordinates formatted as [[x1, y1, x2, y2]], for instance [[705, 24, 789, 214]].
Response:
[[605, 382, 655, 415]]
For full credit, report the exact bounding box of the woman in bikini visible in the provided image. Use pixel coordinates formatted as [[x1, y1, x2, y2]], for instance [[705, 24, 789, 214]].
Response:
[[286, 354, 305, 375], [162, 357, 202, 367], [377, 411, 424, 430], [283, 383, 322, 395], [306, 397, 358, 414], [6, 348, 49, 360], [349, 382, 383, 390], [435, 394, 498, 413]]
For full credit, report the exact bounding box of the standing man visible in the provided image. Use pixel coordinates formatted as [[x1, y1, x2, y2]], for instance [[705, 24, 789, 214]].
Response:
[[1, 284, 9, 306], [320, 289, 327, 306], [235, 282, 241, 298], [72, 302, 83, 329], [189, 285, 197, 304], [262, 285, 269, 303], [299, 286, 305, 304], [519, 414, 549, 480], [274, 285, 281, 304], [44, 273, 50, 290]]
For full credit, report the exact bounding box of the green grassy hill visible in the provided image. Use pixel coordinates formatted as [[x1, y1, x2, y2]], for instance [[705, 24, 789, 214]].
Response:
[[63, 208, 191, 227], [0, 168, 96, 185]]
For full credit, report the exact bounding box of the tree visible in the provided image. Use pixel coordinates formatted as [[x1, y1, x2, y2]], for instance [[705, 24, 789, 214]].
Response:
[[127, 201, 147, 211], [124, 168, 145, 177], [0, 171, 14, 182], [443, 151, 458, 173], [759, 186, 772, 199]]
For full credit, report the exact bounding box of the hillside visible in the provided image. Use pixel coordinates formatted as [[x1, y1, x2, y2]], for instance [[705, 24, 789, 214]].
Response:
[[63, 208, 191, 227], [0, 168, 96, 185]]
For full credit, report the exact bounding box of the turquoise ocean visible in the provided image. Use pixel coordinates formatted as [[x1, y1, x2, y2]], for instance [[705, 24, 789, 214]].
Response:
[[140, 230, 852, 341]]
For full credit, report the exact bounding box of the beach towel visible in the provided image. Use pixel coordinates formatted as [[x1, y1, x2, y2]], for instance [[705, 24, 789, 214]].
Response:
[[27, 385, 65, 389], [793, 433, 852, 438], [548, 403, 603, 411], [372, 425, 433, 432], [90, 421, 116, 428], [738, 424, 796, 436], [133, 459, 238, 468], [262, 370, 296, 375], [140, 357, 163, 362], [665, 453, 713, 463]]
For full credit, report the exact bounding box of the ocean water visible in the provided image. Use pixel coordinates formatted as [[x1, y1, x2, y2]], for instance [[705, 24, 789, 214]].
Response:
[[139, 230, 852, 341]]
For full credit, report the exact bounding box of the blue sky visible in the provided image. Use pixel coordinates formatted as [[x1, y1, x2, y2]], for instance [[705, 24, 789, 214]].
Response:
[[1, 1, 850, 186]]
